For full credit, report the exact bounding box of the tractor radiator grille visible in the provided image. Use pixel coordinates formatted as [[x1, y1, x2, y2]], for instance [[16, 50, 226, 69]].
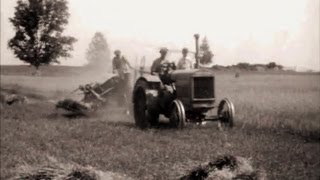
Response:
[[193, 77, 214, 99]]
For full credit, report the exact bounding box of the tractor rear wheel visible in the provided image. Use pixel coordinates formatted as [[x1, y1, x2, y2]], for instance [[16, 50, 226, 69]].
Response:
[[169, 100, 186, 129], [217, 98, 235, 128], [133, 87, 149, 129]]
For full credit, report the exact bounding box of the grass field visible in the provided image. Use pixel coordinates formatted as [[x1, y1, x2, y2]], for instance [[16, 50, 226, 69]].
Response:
[[1, 71, 319, 179]]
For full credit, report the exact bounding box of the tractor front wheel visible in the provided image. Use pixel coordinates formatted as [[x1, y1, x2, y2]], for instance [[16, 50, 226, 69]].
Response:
[[169, 100, 186, 129], [217, 98, 235, 128]]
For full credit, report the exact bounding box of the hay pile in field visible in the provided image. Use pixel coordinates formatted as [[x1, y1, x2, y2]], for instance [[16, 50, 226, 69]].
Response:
[[180, 155, 266, 180], [15, 166, 97, 180], [12, 163, 133, 180], [5, 94, 29, 105], [0, 92, 29, 105]]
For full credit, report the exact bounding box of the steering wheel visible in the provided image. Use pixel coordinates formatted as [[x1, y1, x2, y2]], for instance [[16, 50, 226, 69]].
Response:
[[159, 62, 176, 76], [159, 62, 176, 85]]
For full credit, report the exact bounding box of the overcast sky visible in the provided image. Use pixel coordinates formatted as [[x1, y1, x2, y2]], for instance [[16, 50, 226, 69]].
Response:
[[1, 0, 319, 70]]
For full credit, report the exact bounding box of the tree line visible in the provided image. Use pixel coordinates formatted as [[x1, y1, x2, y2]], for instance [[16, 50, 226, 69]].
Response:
[[212, 62, 284, 71], [7, 0, 219, 71]]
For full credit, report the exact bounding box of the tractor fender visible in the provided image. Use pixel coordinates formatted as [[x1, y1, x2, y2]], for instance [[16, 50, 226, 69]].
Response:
[[132, 76, 161, 114], [133, 75, 162, 91], [134, 75, 161, 86], [133, 76, 161, 101]]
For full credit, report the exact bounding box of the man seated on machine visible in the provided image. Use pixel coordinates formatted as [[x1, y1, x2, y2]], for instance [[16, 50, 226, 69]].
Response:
[[150, 47, 176, 85], [151, 47, 170, 75], [150, 47, 177, 109]]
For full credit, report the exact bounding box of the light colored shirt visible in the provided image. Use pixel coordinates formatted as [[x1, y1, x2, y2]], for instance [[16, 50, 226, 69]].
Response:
[[177, 57, 193, 70]]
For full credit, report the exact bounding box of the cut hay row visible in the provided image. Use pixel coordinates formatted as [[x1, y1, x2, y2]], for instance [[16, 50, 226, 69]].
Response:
[[10, 160, 133, 180], [10, 155, 265, 180]]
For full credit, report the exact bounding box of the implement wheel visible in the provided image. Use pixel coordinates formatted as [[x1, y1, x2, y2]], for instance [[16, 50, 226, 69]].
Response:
[[217, 98, 235, 128], [169, 100, 186, 129]]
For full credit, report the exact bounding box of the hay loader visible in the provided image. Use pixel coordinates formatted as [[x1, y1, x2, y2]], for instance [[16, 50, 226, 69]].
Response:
[[56, 73, 131, 115]]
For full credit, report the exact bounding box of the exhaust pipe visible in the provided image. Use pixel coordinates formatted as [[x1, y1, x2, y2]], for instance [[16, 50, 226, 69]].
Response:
[[194, 34, 200, 68]]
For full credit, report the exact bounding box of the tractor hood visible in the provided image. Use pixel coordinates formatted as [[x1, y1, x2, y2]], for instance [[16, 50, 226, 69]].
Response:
[[170, 69, 214, 82]]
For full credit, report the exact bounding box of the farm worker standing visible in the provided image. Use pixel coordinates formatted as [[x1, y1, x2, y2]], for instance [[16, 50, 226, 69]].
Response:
[[177, 48, 192, 70], [112, 50, 132, 114], [112, 50, 131, 79], [151, 47, 170, 75]]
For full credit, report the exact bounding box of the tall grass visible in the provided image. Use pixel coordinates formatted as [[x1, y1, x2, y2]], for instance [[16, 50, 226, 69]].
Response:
[[215, 73, 320, 134]]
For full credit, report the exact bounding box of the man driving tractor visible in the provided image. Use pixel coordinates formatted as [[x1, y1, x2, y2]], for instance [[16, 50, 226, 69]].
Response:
[[151, 47, 170, 75], [150, 47, 177, 112], [150, 47, 177, 85]]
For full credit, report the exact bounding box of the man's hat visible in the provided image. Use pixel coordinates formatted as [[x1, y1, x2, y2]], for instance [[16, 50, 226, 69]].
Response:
[[114, 50, 121, 55], [159, 47, 168, 54], [182, 48, 188, 53]]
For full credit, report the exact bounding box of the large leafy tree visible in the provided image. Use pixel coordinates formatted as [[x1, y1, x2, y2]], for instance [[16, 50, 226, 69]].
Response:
[[86, 32, 111, 68], [199, 36, 214, 64], [8, 0, 77, 70]]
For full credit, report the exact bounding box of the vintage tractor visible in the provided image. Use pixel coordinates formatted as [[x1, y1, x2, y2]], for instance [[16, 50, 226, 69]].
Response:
[[132, 34, 235, 129]]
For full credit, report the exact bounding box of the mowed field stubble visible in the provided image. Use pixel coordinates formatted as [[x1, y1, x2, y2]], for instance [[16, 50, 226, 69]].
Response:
[[1, 70, 320, 179]]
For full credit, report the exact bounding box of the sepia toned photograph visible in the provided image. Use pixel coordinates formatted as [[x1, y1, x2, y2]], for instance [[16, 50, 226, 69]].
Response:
[[0, 0, 319, 179]]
